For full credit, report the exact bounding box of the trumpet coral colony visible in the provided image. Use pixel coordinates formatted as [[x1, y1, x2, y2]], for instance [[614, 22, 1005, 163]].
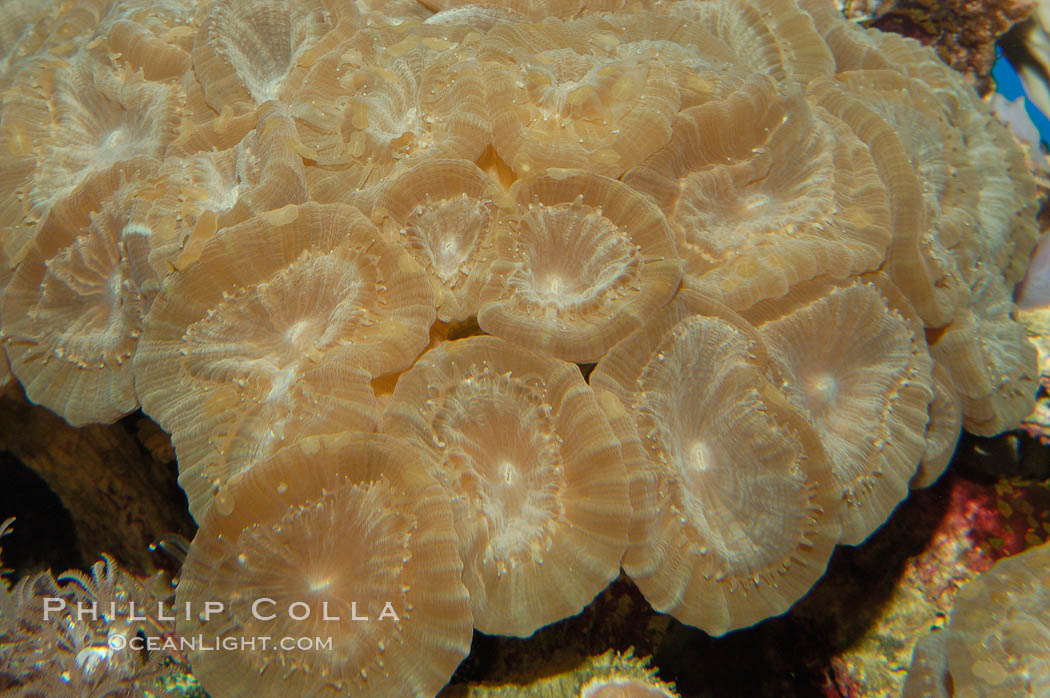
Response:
[[0, 0, 1041, 693], [903, 540, 1050, 697]]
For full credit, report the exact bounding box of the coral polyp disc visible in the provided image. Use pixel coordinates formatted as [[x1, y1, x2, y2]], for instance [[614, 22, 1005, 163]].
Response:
[[134, 203, 435, 520], [383, 335, 631, 636], [176, 433, 473, 698]]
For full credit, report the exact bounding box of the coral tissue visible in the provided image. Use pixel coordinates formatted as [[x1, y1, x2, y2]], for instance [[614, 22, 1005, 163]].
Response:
[[0, 0, 1041, 694]]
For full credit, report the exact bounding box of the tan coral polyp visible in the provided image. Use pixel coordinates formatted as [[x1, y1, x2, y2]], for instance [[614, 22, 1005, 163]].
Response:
[[806, 75, 965, 328], [372, 159, 504, 323], [478, 171, 681, 363], [669, 0, 835, 87], [134, 203, 435, 520], [231, 102, 310, 216], [192, 0, 334, 114], [911, 361, 962, 489], [625, 75, 888, 311], [125, 103, 309, 296], [99, 0, 202, 81], [802, 0, 1041, 291], [382, 335, 630, 637], [176, 433, 473, 698], [418, 0, 630, 20], [804, 12, 1039, 293], [0, 52, 178, 263], [749, 278, 934, 545], [123, 149, 242, 295], [973, 117, 1040, 289], [591, 291, 841, 636], [930, 269, 1039, 437], [288, 26, 489, 178], [481, 15, 680, 178], [2, 162, 152, 426], [944, 542, 1050, 697], [0, 1, 53, 83], [104, 17, 193, 83]]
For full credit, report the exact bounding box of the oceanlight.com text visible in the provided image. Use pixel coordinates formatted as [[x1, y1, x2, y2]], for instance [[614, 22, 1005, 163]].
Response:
[[110, 633, 335, 652]]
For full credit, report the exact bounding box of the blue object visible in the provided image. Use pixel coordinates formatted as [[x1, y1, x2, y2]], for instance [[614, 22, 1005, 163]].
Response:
[[992, 46, 1050, 147]]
